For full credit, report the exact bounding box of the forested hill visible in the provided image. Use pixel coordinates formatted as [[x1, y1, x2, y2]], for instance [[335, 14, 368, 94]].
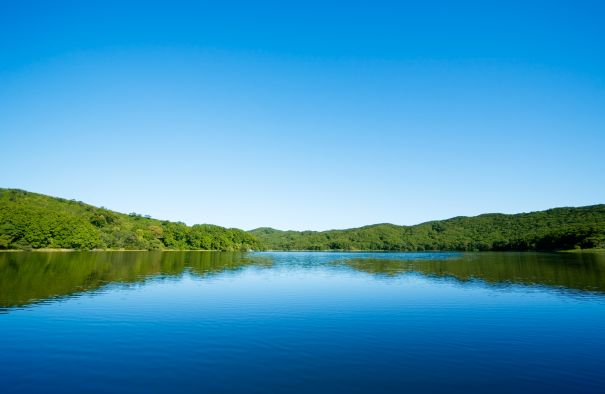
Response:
[[1, 188, 604, 251], [0, 189, 262, 251], [250, 206, 605, 252]]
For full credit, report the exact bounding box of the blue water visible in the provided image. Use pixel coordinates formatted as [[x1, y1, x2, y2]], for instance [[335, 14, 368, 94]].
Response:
[[1, 251, 604, 393]]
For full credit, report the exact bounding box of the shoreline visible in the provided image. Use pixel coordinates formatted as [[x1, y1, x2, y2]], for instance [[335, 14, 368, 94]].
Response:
[[0, 248, 227, 253], [1, 248, 604, 253]]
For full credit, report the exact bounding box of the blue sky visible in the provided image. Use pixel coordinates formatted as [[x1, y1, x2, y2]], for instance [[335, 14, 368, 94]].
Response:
[[1, 1, 604, 230]]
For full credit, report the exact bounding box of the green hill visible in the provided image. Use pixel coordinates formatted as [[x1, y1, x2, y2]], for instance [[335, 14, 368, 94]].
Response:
[[1, 188, 603, 252], [0, 189, 262, 251], [250, 207, 605, 252]]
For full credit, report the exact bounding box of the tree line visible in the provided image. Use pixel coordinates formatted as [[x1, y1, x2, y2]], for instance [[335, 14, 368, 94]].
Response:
[[1, 188, 603, 252], [250, 207, 605, 252], [0, 189, 261, 251]]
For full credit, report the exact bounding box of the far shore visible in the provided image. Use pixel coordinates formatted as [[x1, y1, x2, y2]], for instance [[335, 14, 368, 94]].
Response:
[[1, 248, 604, 253], [559, 248, 605, 253], [0, 248, 228, 253]]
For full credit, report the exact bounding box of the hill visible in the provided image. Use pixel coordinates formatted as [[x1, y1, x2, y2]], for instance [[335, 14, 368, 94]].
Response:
[[250, 206, 605, 252], [0, 189, 262, 251], [1, 188, 603, 252]]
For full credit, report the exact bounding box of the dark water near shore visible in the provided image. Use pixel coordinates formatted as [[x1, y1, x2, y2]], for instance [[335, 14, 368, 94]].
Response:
[[1, 251, 604, 393]]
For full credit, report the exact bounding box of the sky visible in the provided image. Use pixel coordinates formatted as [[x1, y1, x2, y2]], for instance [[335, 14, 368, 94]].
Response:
[[1, 0, 604, 231]]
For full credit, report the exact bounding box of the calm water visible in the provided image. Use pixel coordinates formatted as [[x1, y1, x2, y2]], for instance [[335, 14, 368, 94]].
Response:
[[1, 251, 605, 393]]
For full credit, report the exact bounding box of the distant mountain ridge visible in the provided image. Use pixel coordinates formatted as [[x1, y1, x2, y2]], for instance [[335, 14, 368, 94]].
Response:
[[1, 188, 603, 251]]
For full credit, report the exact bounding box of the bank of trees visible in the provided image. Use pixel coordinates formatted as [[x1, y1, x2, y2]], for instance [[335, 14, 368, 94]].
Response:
[[0, 189, 262, 251], [250, 206, 605, 252], [1, 188, 603, 252]]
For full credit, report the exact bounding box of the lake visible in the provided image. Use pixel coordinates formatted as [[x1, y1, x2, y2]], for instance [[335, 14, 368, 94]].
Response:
[[1, 251, 604, 393]]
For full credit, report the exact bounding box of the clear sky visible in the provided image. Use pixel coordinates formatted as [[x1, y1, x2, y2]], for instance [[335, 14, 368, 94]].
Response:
[[1, 1, 604, 230]]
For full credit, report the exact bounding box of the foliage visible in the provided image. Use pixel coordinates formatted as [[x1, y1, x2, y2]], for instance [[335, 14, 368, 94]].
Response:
[[0, 189, 262, 251], [250, 206, 605, 252], [1, 188, 603, 252]]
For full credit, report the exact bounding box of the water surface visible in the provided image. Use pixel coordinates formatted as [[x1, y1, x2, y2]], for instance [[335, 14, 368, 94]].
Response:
[[1, 251, 604, 393]]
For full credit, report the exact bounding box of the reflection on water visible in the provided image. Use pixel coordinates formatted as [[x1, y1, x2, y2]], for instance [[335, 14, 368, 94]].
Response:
[[1, 251, 604, 309], [336, 252, 605, 293], [1, 251, 605, 393], [0, 252, 271, 309]]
